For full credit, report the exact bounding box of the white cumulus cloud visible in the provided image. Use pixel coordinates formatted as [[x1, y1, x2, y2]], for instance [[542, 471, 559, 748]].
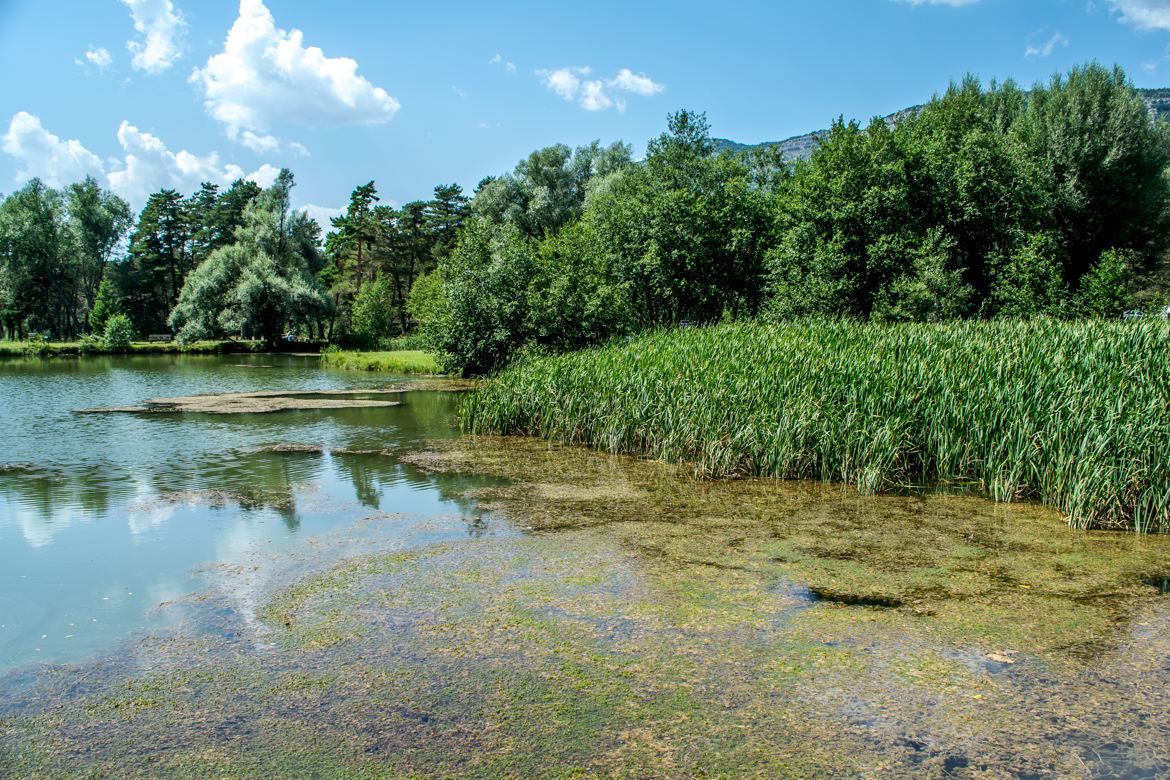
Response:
[[190, 0, 400, 155], [121, 0, 186, 73], [2, 112, 106, 187], [537, 66, 664, 112], [3, 112, 277, 209], [1108, 0, 1170, 31], [107, 121, 275, 206], [79, 46, 114, 71], [609, 68, 665, 96], [299, 203, 343, 230]]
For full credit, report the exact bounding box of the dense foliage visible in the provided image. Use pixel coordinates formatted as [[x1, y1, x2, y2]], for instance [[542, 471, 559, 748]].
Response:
[[0, 177, 130, 340], [768, 66, 1169, 321], [3, 63, 1168, 362], [321, 180, 468, 343], [168, 170, 330, 345], [464, 319, 1170, 532], [417, 63, 1170, 375]]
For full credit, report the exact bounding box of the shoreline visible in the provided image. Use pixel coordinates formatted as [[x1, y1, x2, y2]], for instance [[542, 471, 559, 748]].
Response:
[[0, 340, 325, 358]]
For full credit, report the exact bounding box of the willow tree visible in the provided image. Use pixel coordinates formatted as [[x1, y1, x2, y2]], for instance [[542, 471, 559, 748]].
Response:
[[169, 169, 330, 346]]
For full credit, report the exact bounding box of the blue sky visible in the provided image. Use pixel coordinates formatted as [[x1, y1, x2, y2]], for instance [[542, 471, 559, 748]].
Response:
[[2, 0, 1170, 225]]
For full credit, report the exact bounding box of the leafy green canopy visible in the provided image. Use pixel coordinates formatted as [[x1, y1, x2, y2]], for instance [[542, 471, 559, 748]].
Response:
[[117, 179, 261, 335], [424, 114, 769, 374], [320, 180, 468, 340], [422, 62, 1170, 376], [168, 170, 331, 345], [0, 177, 131, 340], [767, 64, 1170, 321]]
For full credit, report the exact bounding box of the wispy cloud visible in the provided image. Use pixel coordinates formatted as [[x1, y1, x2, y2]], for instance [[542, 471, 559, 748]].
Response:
[[1107, 0, 1170, 31], [536, 66, 664, 112], [489, 53, 516, 75], [1025, 30, 1069, 58]]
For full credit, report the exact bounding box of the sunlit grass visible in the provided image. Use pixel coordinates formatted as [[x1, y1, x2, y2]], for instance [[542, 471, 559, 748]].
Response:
[[463, 318, 1170, 532], [320, 349, 441, 375]]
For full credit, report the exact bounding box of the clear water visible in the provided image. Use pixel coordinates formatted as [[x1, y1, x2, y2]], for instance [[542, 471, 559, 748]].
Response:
[[0, 354, 497, 672]]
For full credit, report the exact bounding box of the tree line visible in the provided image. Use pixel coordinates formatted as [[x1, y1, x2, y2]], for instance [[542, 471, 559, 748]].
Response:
[[0, 168, 467, 346], [2, 63, 1166, 364], [415, 63, 1170, 374]]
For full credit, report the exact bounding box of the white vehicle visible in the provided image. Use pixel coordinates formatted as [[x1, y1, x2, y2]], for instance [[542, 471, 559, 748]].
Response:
[[1162, 305, 1170, 320]]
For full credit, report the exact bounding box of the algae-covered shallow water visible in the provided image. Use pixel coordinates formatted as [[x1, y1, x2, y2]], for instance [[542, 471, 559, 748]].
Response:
[[3, 356, 1170, 778]]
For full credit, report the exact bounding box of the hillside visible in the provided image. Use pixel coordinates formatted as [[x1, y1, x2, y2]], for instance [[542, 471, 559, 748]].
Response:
[[716, 87, 1170, 161]]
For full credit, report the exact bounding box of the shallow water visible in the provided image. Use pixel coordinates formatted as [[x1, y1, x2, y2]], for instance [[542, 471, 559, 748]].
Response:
[[4, 356, 1170, 778], [0, 355, 501, 671]]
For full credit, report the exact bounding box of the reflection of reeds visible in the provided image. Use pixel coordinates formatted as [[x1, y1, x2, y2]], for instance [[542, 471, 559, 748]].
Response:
[[464, 319, 1170, 532]]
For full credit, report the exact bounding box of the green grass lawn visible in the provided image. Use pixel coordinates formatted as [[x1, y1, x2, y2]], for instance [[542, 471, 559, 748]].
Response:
[[320, 349, 442, 374]]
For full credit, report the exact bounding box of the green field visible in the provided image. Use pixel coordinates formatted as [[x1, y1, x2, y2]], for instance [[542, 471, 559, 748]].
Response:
[[320, 349, 441, 374], [463, 319, 1170, 532]]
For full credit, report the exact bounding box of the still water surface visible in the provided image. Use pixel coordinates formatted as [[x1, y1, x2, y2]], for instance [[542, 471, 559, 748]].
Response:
[[0, 354, 494, 672]]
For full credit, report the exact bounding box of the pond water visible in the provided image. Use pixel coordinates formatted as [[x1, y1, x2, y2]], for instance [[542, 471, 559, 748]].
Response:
[[0, 355, 500, 672], [3, 355, 1170, 778]]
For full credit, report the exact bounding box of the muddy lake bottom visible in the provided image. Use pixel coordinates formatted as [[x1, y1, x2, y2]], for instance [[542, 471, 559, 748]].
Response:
[[3, 358, 1170, 778]]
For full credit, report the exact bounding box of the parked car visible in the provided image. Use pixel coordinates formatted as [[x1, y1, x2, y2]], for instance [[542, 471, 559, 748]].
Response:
[[1162, 305, 1170, 320], [1123, 309, 1145, 320]]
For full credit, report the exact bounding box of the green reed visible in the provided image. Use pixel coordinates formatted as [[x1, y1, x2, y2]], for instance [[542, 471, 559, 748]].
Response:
[[462, 319, 1170, 532]]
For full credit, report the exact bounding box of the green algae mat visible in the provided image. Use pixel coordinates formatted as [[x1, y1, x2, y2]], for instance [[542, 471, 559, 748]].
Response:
[[4, 435, 1170, 778]]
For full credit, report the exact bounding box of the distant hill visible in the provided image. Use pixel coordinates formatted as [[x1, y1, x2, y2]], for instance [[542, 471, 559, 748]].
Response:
[[715, 88, 1170, 162]]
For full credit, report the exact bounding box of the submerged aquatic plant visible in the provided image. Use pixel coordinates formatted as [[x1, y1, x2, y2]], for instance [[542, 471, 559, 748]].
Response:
[[463, 318, 1170, 532]]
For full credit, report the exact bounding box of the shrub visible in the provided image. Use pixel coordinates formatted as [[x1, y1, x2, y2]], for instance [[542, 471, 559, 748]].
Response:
[[78, 333, 102, 355], [102, 313, 134, 351]]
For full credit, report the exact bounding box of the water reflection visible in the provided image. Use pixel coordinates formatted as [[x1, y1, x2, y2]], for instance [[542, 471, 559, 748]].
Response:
[[0, 353, 500, 672]]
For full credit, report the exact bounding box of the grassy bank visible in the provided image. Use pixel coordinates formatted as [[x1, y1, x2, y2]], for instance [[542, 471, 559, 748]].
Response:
[[463, 319, 1170, 532], [320, 349, 441, 374], [0, 339, 271, 358]]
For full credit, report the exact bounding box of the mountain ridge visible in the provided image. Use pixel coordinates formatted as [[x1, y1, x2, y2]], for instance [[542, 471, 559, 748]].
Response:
[[715, 87, 1170, 161]]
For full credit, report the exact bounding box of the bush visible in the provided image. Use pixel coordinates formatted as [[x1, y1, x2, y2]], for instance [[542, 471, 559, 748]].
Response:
[[102, 313, 134, 351], [378, 333, 430, 351], [351, 275, 399, 342], [21, 334, 49, 357], [1077, 249, 1135, 318], [78, 333, 102, 355]]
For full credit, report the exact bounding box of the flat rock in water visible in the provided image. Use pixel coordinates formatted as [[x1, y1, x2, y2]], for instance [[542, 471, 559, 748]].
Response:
[[75, 388, 404, 415]]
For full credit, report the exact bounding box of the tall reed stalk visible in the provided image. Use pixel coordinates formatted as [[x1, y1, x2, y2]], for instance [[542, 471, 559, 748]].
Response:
[[462, 319, 1170, 532]]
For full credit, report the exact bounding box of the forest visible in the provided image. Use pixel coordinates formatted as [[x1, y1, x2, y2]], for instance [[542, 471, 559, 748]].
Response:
[[1, 63, 1167, 367]]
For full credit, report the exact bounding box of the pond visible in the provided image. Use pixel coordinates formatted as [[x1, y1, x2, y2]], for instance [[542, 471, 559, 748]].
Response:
[[3, 355, 1170, 778], [0, 354, 502, 672]]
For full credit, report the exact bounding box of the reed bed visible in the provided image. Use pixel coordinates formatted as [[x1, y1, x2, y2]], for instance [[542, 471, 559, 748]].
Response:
[[462, 319, 1170, 532]]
